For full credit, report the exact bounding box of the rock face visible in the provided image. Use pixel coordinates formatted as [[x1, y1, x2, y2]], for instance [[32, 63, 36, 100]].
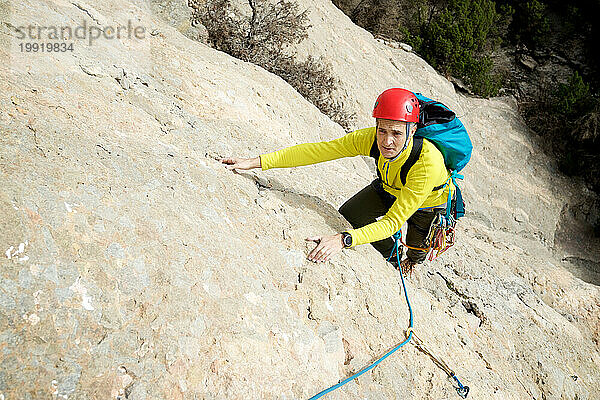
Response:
[[150, 0, 208, 42], [1, 0, 599, 399]]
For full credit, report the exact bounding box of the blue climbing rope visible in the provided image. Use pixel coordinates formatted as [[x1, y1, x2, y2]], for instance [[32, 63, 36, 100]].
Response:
[[307, 230, 470, 399], [308, 232, 411, 400]]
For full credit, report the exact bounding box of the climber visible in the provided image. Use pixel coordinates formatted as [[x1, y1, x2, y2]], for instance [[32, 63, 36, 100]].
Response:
[[219, 88, 455, 276]]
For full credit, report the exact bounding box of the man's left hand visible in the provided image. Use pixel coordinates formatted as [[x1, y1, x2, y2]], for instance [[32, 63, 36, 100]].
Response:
[[305, 234, 344, 263]]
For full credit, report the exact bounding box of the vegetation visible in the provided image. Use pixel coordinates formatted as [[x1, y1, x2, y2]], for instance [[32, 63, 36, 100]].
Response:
[[400, 0, 510, 97], [508, 0, 550, 50], [189, 0, 356, 130], [522, 72, 600, 190]]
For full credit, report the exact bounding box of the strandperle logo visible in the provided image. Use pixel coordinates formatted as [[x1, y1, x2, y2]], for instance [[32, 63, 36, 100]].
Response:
[[14, 19, 146, 46]]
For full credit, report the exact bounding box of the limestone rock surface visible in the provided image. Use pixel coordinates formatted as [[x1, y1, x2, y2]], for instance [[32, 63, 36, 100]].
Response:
[[1, 0, 599, 399]]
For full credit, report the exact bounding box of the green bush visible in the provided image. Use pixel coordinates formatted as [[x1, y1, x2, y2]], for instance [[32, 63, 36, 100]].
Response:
[[464, 56, 504, 97], [554, 71, 592, 117], [511, 0, 550, 50], [402, 0, 508, 97]]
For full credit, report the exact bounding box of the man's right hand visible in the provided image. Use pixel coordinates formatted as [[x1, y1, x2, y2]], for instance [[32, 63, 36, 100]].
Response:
[[219, 157, 261, 171]]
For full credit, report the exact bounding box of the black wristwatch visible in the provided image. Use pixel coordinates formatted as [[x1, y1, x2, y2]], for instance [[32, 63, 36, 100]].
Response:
[[341, 232, 353, 248]]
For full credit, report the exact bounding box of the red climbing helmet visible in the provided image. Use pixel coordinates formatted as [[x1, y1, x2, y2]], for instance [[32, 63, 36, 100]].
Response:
[[372, 88, 420, 123]]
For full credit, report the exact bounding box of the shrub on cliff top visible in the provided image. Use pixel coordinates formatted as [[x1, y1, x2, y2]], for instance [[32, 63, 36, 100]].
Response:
[[189, 0, 356, 130]]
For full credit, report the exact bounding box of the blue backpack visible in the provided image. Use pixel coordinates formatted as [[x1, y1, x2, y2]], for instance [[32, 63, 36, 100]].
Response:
[[413, 93, 472, 173], [414, 93, 471, 219]]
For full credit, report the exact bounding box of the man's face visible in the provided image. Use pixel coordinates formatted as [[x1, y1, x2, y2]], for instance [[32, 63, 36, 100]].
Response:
[[376, 118, 415, 159]]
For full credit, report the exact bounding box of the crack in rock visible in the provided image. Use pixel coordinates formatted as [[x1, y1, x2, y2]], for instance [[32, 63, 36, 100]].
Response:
[[71, 2, 102, 26]]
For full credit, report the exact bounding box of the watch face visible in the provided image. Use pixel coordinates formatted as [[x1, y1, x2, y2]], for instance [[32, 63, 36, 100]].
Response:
[[343, 234, 352, 247]]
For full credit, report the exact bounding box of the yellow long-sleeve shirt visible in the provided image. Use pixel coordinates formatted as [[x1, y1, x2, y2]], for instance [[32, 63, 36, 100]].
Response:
[[259, 127, 454, 247]]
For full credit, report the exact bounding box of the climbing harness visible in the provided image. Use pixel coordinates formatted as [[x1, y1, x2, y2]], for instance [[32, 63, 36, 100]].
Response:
[[308, 232, 469, 399]]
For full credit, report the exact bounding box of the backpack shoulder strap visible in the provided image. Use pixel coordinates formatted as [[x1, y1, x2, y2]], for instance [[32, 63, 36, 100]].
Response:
[[370, 138, 383, 181], [402, 137, 448, 191], [400, 137, 423, 186], [369, 137, 379, 159]]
